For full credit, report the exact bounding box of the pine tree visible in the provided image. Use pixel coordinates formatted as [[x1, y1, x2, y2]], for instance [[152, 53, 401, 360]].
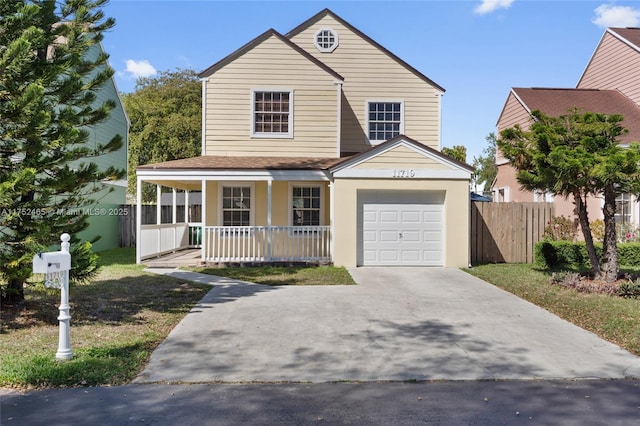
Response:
[[0, 0, 124, 302]]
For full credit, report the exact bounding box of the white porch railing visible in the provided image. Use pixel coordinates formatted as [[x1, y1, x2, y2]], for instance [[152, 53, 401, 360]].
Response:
[[140, 223, 202, 260], [203, 226, 331, 263]]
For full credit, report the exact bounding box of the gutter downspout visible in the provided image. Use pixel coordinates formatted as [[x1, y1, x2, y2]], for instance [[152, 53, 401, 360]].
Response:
[[335, 80, 342, 158]]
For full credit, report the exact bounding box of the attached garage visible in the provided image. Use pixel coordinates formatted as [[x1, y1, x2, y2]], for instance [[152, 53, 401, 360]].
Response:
[[330, 136, 473, 269], [359, 191, 444, 266]]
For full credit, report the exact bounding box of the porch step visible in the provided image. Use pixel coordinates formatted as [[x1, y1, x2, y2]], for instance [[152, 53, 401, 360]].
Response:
[[142, 249, 204, 268]]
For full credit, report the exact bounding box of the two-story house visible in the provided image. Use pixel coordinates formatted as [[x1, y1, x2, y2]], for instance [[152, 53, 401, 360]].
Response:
[[136, 9, 473, 268], [493, 27, 640, 226]]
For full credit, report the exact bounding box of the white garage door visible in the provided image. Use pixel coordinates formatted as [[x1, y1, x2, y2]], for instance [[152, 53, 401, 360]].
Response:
[[360, 192, 444, 266]]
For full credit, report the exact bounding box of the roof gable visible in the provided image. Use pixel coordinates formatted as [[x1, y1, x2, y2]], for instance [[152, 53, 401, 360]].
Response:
[[495, 90, 533, 128], [331, 135, 473, 178], [198, 28, 343, 81], [285, 9, 445, 93], [577, 28, 640, 88]]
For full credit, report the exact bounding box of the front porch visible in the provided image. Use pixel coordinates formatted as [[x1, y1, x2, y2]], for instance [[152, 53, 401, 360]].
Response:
[[139, 223, 332, 265], [135, 155, 341, 265]]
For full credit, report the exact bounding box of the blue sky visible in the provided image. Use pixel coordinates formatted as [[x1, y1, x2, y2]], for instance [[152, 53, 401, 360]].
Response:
[[102, 0, 640, 161]]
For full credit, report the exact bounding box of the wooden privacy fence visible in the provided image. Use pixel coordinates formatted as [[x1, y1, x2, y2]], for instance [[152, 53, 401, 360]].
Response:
[[119, 204, 202, 247], [470, 202, 554, 265]]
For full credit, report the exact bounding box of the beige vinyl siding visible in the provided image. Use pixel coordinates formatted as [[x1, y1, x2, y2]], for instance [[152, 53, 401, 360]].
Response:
[[205, 35, 338, 157], [204, 180, 330, 227], [578, 32, 640, 105], [289, 15, 442, 153], [353, 145, 449, 170]]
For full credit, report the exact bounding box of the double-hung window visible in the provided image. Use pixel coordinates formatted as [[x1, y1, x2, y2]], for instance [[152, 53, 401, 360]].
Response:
[[292, 185, 321, 227], [367, 101, 403, 144], [615, 193, 632, 224], [221, 186, 252, 226], [252, 90, 293, 138]]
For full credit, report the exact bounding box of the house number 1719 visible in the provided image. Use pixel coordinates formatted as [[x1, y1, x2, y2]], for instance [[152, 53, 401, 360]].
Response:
[[393, 169, 416, 178]]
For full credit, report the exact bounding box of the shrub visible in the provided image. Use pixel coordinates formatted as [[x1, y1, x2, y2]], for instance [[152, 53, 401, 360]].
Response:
[[534, 240, 599, 269], [535, 240, 640, 269], [619, 279, 640, 299], [617, 243, 640, 266], [70, 241, 99, 284], [543, 216, 578, 241]]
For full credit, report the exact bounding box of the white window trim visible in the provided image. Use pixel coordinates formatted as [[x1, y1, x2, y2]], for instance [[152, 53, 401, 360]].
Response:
[[533, 190, 554, 202], [615, 192, 633, 224], [493, 186, 510, 203], [288, 183, 325, 227], [314, 28, 339, 53], [365, 99, 405, 145], [251, 89, 294, 139], [218, 182, 255, 226]]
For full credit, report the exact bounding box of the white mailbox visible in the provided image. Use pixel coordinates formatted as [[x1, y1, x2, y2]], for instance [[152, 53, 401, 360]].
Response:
[[32, 233, 74, 360], [33, 251, 71, 274]]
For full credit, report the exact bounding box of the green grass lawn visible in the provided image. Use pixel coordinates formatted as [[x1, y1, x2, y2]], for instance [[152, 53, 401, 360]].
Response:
[[465, 263, 640, 356], [0, 248, 211, 390], [191, 265, 356, 286]]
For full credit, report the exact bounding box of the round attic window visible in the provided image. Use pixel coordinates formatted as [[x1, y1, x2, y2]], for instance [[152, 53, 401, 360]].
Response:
[[314, 28, 339, 53]]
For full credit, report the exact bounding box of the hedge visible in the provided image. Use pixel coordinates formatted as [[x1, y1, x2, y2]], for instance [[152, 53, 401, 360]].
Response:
[[534, 240, 640, 269]]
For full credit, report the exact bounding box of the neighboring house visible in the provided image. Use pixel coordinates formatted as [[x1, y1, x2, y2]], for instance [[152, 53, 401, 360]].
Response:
[[75, 41, 129, 252], [136, 9, 473, 267], [493, 27, 640, 225]]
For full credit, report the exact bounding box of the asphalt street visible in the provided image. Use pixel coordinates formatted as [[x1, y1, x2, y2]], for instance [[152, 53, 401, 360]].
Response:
[[2, 380, 640, 425]]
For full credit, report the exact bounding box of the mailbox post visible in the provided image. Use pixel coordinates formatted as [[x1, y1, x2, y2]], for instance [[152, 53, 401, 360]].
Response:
[[33, 233, 73, 360]]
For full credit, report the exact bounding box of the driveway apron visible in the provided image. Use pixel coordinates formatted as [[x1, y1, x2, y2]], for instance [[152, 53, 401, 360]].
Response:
[[135, 268, 640, 383]]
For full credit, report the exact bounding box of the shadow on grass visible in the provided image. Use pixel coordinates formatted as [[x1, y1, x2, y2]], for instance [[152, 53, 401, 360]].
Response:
[[195, 265, 355, 286], [1, 272, 211, 331], [197, 266, 298, 280]]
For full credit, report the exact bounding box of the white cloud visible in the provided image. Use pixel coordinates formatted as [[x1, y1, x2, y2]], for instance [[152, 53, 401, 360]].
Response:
[[125, 59, 157, 79], [592, 4, 640, 28], [474, 0, 515, 15]]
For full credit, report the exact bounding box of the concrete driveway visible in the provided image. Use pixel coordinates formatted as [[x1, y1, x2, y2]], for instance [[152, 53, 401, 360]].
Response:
[[135, 267, 640, 383]]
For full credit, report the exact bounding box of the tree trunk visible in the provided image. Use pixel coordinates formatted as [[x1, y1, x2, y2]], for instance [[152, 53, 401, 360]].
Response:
[[574, 192, 601, 278], [2, 278, 25, 304], [601, 184, 619, 283]]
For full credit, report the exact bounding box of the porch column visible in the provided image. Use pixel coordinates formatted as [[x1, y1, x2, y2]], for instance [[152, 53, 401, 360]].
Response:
[[156, 184, 162, 256], [185, 190, 190, 223], [172, 188, 177, 224], [156, 184, 162, 224], [172, 188, 178, 251], [136, 177, 142, 264], [267, 180, 272, 227], [201, 179, 207, 262], [267, 179, 272, 260], [329, 180, 335, 263]]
